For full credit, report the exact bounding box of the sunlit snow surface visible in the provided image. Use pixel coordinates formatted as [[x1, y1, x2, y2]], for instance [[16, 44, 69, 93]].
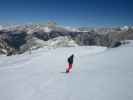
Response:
[[0, 42, 133, 100]]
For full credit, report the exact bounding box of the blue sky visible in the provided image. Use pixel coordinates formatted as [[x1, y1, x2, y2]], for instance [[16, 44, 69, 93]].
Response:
[[0, 0, 132, 26]]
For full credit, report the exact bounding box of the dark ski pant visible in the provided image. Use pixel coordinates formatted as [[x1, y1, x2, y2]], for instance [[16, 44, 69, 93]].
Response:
[[66, 64, 73, 73]]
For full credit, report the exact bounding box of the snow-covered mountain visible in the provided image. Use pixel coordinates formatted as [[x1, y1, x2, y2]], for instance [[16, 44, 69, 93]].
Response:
[[0, 41, 133, 100], [42, 36, 78, 48], [24, 36, 78, 50], [0, 24, 132, 33], [0, 24, 133, 56], [120, 25, 129, 31], [0, 25, 3, 30]]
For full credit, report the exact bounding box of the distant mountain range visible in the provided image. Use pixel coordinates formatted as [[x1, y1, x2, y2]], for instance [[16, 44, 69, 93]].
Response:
[[0, 24, 132, 33], [0, 24, 133, 56]]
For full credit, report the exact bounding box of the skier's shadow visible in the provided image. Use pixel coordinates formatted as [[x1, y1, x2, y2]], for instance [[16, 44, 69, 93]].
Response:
[[60, 71, 68, 74]]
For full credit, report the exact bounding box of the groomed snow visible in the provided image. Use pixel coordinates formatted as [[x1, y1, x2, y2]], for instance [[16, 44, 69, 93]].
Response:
[[0, 43, 133, 100]]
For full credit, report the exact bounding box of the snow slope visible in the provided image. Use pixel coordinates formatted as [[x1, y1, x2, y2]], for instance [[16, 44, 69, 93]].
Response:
[[0, 43, 133, 100]]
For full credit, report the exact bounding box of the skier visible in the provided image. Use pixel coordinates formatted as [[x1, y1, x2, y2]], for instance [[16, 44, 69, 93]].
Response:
[[66, 54, 74, 73]]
